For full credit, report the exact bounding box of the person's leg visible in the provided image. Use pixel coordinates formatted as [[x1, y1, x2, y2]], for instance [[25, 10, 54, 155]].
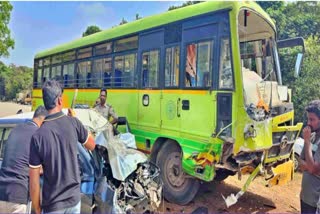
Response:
[[0, 201, 27, 213], [64, 200, 81, 214], [301, 200, 317, 214], [11, 202, 27, 213], [44, 201, 81, 214], [0, 200, 11, 213]]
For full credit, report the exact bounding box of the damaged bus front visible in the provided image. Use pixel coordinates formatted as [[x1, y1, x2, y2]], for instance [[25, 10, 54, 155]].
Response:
[[216, 6, 304, 206]]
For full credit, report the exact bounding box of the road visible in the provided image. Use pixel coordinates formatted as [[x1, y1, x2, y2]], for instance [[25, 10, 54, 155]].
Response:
[[0, 102, 31, 117], [0, 101, 302, 213]]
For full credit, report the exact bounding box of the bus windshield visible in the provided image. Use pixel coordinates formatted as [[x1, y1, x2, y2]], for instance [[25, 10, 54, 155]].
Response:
[[238, 9, 280, 111]]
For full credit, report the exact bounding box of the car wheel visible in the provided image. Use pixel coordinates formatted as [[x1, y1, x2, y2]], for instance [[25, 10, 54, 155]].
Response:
[[156, 141, 200, 205]]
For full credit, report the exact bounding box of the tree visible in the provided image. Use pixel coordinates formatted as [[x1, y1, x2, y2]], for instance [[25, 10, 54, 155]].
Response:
[[0, 2, 14, 57], [168, 1, 201, 11], [135, 13, 142, 20], [119, 18, 128, 25], [290, 37, 320, 123], [82, 25, 102, 37]]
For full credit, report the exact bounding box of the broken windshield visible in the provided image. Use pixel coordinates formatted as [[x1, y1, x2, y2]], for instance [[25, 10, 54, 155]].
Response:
[[238, 9, 280, 120]]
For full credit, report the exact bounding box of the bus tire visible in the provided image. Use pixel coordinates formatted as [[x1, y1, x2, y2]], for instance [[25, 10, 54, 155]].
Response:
[[156, 141, 199, 205]]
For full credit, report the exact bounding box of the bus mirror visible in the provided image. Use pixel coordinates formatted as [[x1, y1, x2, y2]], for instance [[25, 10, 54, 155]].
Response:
[[294, 53, 303, 78]]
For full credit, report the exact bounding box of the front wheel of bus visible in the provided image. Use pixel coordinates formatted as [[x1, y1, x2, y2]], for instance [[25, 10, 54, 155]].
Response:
[[156, 142, 200, 205]]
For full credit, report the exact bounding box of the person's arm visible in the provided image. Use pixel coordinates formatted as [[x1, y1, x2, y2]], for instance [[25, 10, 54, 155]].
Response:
[[302, 126, 320, 174], [83, 133, 96, 151], [29, 135, 43, 214], [29, 167, 41, 214], [109, 106, 118, 125]]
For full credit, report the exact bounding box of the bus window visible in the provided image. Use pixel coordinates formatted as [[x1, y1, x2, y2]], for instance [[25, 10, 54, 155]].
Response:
[[63, 51, 76, 62], [185, 41, 212, 88], [124, 54, 136, 87], [43, 57, 51, 66], [43, 67, 50, 84], [78, 47, 92, 59], [93, 57, 112, 88], [63, 63, 75, 87], [219, 39, 233, 89], [114, 36, 138, 52], [114, 53, 137, 88], [77, 61, 91, 88], [39, 59, 43, 67], [36, 68, 42, 87], [165, 46, 180, 87], [94, 42, 112, 56], [52, 54, 62, 65], [51, 65, 62, 83], [142, 50, 159, 88]]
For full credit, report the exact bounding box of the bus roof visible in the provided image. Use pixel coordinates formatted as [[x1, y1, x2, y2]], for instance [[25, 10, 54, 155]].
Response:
[[35, 1, 273, 59]]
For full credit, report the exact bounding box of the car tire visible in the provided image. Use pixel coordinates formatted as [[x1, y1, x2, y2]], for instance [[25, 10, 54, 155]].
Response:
[[156, 141, 199, 205]]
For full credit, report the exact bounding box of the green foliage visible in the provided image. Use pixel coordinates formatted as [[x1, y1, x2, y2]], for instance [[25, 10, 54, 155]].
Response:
[[168, 1, 201, 11], [0, 62, 33, 100], [290, 37, 320, 123], [257, 1, 320, 123], [135, 13, 142, 20], [82, 25, 102, 37], [0, 2, 15, 57], [119, 18, 128, 25]]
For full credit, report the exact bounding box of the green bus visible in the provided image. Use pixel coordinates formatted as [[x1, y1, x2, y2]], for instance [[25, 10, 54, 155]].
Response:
[[32, 1, 304, 205]]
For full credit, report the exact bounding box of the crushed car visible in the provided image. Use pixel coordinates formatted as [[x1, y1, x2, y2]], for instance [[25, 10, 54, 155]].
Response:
[[0, 109, 162, 213]]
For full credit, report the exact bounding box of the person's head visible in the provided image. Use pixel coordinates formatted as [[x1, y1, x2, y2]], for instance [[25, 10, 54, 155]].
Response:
[[32, 105, 48, 127], [99, 88, 107, 105], [305, 100, 320, 132], [42, 80, 63, 111]]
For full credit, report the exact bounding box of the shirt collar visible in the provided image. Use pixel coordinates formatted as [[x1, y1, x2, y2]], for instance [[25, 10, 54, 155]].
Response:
[[28, 120, 38, 127], [44, 111, 65, 122]]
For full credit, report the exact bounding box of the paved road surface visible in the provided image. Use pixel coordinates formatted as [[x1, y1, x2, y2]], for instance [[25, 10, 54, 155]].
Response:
[[0, 102, 31, 117]]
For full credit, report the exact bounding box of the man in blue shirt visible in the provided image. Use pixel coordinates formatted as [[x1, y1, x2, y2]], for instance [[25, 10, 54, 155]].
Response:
[[0, 106, 47, 213], [29, 80, 96, 214]]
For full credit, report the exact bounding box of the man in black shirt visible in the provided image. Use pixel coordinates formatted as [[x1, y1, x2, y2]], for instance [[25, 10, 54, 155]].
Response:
[[0, 106, 47, 213], [29, 80, 96, 214]]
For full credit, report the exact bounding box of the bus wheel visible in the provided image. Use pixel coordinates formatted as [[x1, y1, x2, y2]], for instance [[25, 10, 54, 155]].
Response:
[[156, 141, 199, 205]]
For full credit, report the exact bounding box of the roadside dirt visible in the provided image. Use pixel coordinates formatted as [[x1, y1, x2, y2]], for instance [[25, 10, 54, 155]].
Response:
[[0, 102, 302, 213], [161, 173, 301, 213]]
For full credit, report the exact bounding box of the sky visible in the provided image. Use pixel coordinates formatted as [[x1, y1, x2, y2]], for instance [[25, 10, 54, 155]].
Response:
[[0, 1, 181, 68]]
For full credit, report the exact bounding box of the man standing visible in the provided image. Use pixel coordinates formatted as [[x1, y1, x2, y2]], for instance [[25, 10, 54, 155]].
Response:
[[94, 88, 118, 124], [29, 80, 96, 214], [0, 106, 47, 213], [300, 100, 320, 213]]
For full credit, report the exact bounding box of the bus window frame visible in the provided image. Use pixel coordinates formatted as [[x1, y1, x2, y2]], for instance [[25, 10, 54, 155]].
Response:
[[113, 50, 138, 89], [183, 38, 215, 90], [140, 48, 161, 90], [164, 43, 181, 89], [218, 36, 235, 91]]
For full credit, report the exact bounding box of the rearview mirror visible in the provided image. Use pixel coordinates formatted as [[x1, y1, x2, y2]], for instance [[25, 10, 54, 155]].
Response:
[[294, 53, 303, 78]]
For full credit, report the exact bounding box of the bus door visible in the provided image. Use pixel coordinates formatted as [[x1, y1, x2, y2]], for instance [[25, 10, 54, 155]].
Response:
[[137, 30, 164, 150], [215, 38, 234, 137], [160, 46, 181, 133]]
